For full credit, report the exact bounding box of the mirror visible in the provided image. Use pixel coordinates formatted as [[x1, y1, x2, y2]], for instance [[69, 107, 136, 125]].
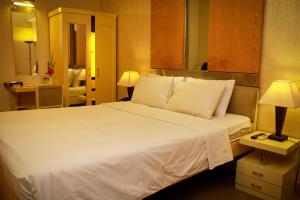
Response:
[[186, 0, 209, 71], [68, 24, 87, 106], [11, 1, 38, 75]]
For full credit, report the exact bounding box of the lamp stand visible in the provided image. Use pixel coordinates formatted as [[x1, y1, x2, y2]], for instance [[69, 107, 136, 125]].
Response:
[[268, 106, 288, 142], [127, 87, 134, 99]]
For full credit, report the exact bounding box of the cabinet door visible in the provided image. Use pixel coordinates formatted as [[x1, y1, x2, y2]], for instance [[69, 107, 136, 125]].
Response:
[[52, 13, 91, 107], [95, 14, 117, 103]]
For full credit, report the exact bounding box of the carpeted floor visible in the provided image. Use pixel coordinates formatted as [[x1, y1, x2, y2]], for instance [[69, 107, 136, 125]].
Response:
[[145, 162, 300, 200]]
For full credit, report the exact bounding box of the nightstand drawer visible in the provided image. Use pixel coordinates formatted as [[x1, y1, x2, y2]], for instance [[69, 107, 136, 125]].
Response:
[[237, 152, 284, 185], [236, 172, 281, 198], [237, 161, 282, 185]]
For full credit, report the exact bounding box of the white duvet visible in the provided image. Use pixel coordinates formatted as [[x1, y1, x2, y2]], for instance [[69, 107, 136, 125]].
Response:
[[0, 102, 233, 200]]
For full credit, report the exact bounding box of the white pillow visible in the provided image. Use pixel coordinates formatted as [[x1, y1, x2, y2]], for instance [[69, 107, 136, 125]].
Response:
[[165, 81, 225, 119], [173, 76, 185, 92], [72, 69, 83, 87], [147, 73, 185, 101], [187, 77, 235, 117], [68, 69, 74, 87], [131, 75, 173, 108], [79, 69, 86, 80]]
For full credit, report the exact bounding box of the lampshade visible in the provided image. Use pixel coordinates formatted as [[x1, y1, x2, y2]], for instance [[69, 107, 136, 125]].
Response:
[[117, 71, 140, 87], [259, 80, 300, 108]]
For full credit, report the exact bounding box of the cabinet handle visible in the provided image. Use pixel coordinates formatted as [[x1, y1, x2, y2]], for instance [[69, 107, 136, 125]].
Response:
[[252, 171, 263, 177], [97, 68, 100, 77], [251, 183, 262, 190]]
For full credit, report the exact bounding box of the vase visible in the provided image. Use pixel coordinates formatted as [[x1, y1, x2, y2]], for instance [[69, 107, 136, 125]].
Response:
[[48, 77, 53, 85]]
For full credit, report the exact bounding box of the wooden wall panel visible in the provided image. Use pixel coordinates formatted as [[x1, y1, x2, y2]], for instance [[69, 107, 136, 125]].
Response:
[[151, 0, 185, 69], [99, 0, 151, 100], [208, 0, 264, 73]]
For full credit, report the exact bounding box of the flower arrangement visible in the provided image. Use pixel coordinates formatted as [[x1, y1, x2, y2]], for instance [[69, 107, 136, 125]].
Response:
[[45, 51, 55, 78]]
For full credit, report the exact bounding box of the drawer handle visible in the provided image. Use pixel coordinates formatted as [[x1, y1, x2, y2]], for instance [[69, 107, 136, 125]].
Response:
[[252, 171, 263, 177], [251, 183, 262, 190]]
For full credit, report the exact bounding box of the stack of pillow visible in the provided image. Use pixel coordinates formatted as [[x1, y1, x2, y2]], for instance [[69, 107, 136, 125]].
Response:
[[131, 75, 235, 119], [68, 69, 86, 87]]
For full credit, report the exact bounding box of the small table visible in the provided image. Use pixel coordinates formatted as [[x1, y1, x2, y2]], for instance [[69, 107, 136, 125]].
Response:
[[235, 131, 300, 200]]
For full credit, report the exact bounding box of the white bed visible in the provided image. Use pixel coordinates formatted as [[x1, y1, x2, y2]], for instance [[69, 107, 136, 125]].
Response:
[[0, 102, 251, 200]]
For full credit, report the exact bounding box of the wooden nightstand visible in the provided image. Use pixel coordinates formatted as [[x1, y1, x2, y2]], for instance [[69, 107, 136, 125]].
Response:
[[235, 131, 300, 200]]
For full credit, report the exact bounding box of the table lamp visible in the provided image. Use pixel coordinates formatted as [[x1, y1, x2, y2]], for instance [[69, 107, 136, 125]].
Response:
[[259, 80, 300, 142], [117, 71, 140, 100]]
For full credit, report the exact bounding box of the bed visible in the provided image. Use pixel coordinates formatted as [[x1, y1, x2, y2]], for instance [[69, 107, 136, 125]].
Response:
[[0, 75, 259, 200]]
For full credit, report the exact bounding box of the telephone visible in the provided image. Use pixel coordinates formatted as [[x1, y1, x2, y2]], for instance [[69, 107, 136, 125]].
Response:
[[3, 81, 23, 88]]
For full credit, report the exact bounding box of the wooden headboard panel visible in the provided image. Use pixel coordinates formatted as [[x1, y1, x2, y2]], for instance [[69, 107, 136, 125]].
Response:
[[158, 69, 260, 87], [227, 86, 259, 122], [208, 0, 264, 73]]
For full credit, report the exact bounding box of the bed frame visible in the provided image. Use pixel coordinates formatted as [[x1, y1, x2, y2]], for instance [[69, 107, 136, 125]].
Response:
[[0, 70, 260, 200], [0, 160, 18, 200]]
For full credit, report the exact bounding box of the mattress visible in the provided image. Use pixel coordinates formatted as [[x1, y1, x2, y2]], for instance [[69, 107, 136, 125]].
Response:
[[211, 113, 252, 142], [0, 102, 235, 200]]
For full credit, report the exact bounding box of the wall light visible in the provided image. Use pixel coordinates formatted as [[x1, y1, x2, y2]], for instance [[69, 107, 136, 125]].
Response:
[[90, 32, 96, 77], [11, 1, 35, 13], [13, 1, 34, 8]]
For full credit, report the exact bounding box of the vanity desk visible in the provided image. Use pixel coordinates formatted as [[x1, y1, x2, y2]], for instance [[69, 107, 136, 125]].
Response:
[[8, 85, 63, 110], [8, 85, 36, 110]]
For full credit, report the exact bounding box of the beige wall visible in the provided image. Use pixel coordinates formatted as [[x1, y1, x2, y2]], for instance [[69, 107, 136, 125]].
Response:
[[257, 0, 300, 138], [0, 0, 100, 111], [99, 0, 151, 99]]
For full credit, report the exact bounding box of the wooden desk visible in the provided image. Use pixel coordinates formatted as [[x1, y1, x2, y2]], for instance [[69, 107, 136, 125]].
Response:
[[8, 85, 37, 110], [8, 85, 63, 110]]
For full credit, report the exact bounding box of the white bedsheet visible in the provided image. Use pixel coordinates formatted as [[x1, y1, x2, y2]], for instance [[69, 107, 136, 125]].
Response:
[[0, 102, 233, 200]]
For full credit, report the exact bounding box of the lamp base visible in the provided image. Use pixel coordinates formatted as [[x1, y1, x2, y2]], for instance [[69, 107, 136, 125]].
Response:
[[127, 87, 134, 99], [268, 134, 288, 142]]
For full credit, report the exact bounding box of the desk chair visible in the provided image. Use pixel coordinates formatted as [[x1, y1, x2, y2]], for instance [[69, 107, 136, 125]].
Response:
[[36, 85, 63, 109]]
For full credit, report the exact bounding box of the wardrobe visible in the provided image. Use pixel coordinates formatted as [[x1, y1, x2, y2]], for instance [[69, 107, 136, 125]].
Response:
[[48, 7, 117, 106]]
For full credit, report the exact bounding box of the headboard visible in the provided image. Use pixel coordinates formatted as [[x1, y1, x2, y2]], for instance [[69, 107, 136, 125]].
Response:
[[152, 69, 260, 122], [227, 86, 259, 122], [68, 65, 86, 69]]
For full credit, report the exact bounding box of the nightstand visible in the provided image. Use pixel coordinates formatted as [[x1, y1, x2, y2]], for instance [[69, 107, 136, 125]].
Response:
[[235, 131, 300, 200]]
